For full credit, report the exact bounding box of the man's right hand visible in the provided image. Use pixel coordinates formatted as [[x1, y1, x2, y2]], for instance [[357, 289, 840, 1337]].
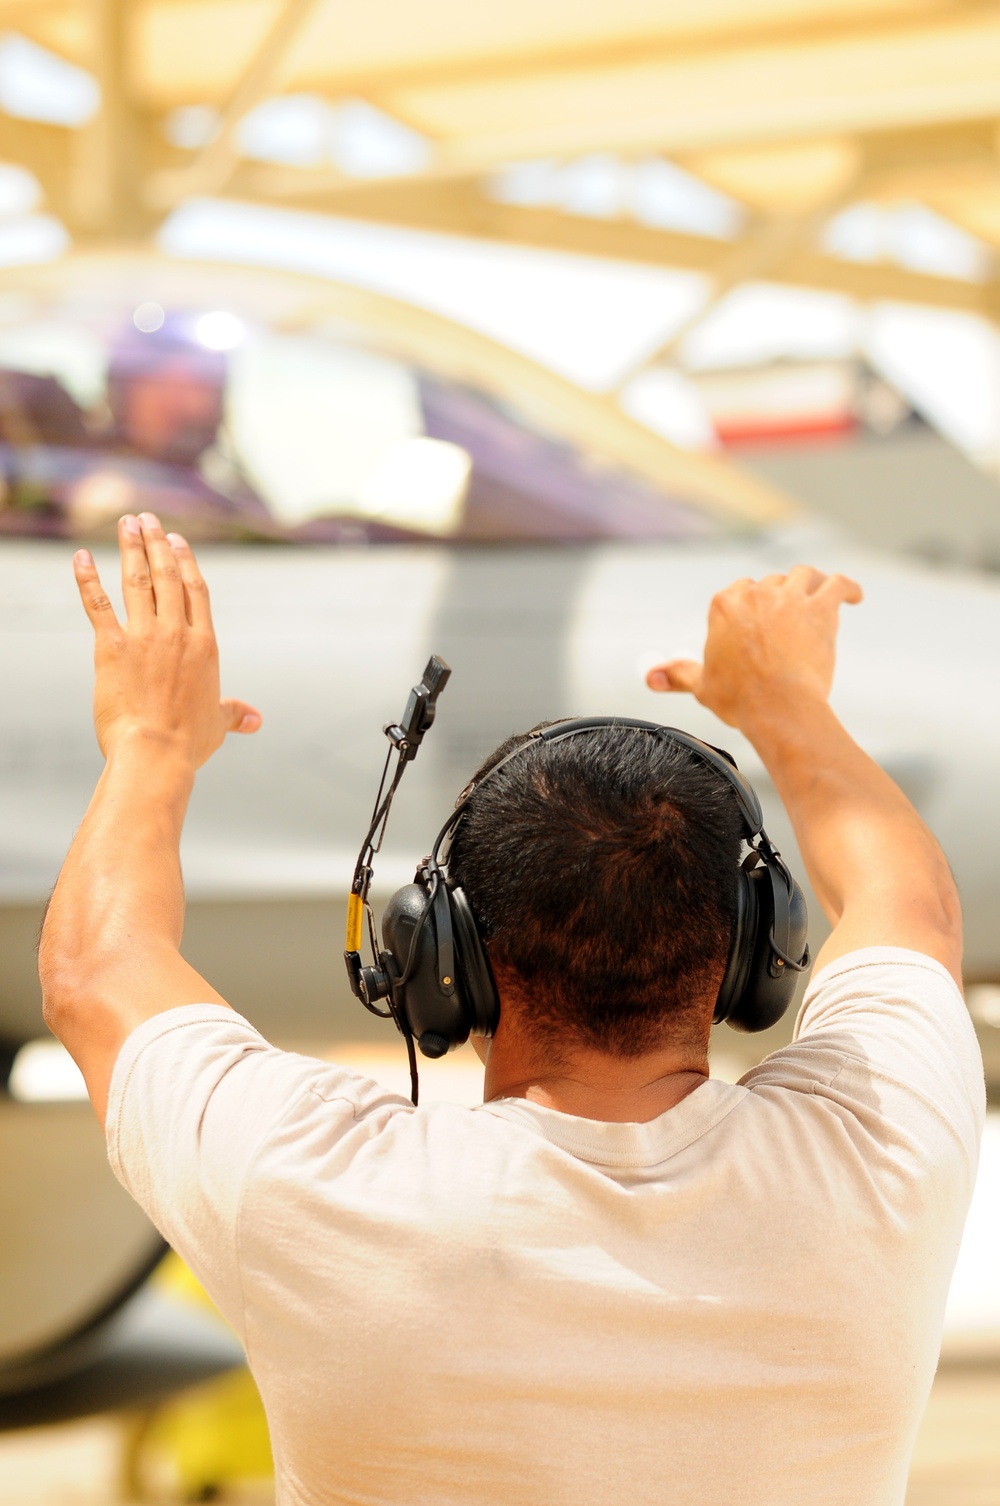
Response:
[[645, 564, 962, 983], [645, 565, 863, 732]]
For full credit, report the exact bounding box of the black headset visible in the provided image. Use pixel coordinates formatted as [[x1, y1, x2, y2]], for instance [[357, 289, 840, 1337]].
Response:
[[348, 715, 810, 1075]]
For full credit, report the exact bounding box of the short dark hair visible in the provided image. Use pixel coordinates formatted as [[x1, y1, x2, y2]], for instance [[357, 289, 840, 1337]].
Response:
[[448, 724, 745, 1057]]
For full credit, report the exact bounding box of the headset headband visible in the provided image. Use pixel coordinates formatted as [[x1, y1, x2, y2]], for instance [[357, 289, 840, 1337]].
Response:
[[431, 715, 765, 871], [348, 703, 808, 1103]]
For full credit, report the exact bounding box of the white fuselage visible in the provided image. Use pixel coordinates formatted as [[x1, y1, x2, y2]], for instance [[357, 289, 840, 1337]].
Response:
[[2, 527, 999, 1047]]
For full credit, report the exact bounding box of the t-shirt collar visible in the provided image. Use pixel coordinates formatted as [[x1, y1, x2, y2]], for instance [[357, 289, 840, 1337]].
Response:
[[476, 1077, 745, 1168]]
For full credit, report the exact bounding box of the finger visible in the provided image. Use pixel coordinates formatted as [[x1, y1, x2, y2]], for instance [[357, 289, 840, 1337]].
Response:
[[73, 549, 121, 636], [119, 514, 155, 623], [817, 571, 864, 606], [138, 511, 186, 625], [786, 564, 828, 594], [221, 698, 262, 735], [758, 573, 787, 588], [646, 660, 703, 694], [167, 533, 214, 631]]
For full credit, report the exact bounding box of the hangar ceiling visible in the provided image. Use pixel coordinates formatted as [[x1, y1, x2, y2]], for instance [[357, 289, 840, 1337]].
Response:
[[1, 5, 999, 269], [2, 1, 1000, 394]]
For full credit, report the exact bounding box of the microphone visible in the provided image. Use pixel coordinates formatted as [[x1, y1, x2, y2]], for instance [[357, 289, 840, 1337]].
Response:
[[344, 655, 452, 989]]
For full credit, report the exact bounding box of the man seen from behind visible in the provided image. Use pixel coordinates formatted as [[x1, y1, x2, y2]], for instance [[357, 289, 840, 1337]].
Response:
[[40, 515, 984, 1505]]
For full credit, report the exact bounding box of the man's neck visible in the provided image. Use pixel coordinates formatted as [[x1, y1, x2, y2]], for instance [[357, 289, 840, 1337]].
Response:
[[480, 1031, 710, 1123]]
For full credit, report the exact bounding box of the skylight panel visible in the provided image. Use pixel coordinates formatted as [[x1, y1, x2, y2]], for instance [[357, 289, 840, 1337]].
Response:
[[489, 154, 743, 238], [234, 95, 432, 177], [629, 158, 744, 240], [0, 164, 40, 216], [823, 201, 990, 282], [0, 34, 98, 127], [331, 101, 431, 178], [238, 94, 330, 168]]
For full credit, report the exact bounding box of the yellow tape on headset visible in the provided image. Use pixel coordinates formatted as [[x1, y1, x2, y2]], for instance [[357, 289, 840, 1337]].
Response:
[[346, 891, 364, 953]]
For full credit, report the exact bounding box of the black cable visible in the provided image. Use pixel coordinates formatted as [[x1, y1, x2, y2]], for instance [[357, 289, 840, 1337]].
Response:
[[367, 743, 393, 827], [396, 869, 439, 987], [354, 746, 393, 872], [403, 1024, 419, 1106], [351, 746, 406, 895], [364, 902, 383, 973]]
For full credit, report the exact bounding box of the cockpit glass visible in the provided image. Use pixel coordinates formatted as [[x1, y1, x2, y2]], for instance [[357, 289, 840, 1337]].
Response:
[[0, 315, 720, 545]]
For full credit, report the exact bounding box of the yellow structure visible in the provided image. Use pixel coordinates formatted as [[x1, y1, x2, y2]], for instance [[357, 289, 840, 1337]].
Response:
[[122, 1255, 272, 1502], [0, 1, 997, 334]]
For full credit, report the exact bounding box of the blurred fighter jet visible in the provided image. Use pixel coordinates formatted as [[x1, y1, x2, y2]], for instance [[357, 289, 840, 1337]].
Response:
[[2, 255, 999, 1398]]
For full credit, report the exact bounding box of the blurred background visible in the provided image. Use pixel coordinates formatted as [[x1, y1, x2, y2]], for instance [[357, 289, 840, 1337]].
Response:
[[1, 1, 1000, 1500]]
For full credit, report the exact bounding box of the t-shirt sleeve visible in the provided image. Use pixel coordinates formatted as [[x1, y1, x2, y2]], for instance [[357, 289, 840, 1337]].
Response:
[[742, 947, 985, 1162], [105, 1005, 411, 1341]]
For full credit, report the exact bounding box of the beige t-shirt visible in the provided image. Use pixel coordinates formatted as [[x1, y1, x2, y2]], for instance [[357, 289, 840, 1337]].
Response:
[[107, 948, 985, 1506]]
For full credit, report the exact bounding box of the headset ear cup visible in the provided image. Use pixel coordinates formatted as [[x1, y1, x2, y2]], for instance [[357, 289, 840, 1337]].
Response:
[[381, 883, 471, 1057], [448, 884, 500, 1038], [724, 866, 809, 1034], [714, 866, 756, 1026]]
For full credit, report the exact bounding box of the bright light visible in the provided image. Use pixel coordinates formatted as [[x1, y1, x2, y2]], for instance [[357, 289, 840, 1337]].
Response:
[[943, 1114, 1000, 1349], [0, 214, 68, 269], [133, 300, 165, 333], [824, 201, 989, 283], [0, 164, 40, 216], [195, 310, 245, 351], [683, 283, 861, 370], [239, 94, 330, 167], [164, 103, 219, 151], [234, 94, 431, 176], [630, 157, 744, 240], [9, 1039, 87, 1103], [968, 985, 1000, 1028], [0, 34, 98, 127], [0, 318, 106, 405], [488, 155, 743, 239], [323, 1042, 485, 1107], [864, 305, 1000, 466], [620, 367, 718, 451], [357, 437, 472, 534], [161, 202, 706, 390], [331, 99, 431, 178], [229, 337, 423, 527]]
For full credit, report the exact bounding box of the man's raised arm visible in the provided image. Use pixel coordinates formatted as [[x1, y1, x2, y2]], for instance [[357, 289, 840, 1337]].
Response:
[[646, 566, 962, 985], [39, 513, 262, 1126]]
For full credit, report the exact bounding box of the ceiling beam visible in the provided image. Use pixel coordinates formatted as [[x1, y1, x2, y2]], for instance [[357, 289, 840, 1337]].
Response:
[[221, 169, 994, 315], [0, 115, 74, 220], [230, 113, 1000, 216], [230, 163, 734, 264], [10, 4, 1000, 181], [0, 0, 74, 25], [353, 3, 1000, 101], [780, 249, 991, 312], [378, 13, 1000, 171], [858, 119, 1000, 175], [103, 1, 996, 113], [67, 0, 151, 240], [612, 124, 1000, 381], [296, 3, 987, 100], [0, 0, 73, 12], [614, 169, 871, 385], [144, 0, 327, 210]]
